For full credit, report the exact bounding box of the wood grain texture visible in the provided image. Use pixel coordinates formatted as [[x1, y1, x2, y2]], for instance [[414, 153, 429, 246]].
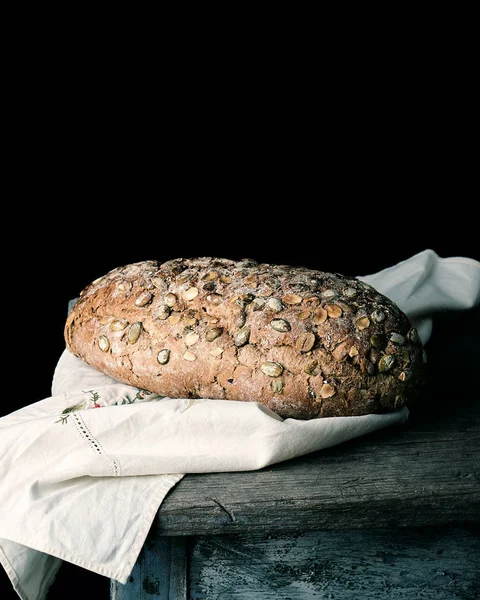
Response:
[[189, 526, 480, 599], [154, 403, 480, 536], [110, 537, 187, 600]]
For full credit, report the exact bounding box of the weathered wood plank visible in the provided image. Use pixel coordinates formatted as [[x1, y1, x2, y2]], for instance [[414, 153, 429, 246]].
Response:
[[168, 537, 188, 599], [189, 525, 480, 599], [110, 536, 187, 600], [154, 407, 480, 536]]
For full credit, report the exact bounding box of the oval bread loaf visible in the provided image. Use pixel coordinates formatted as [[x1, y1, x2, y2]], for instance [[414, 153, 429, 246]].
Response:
[[64, 257, 425, 419]]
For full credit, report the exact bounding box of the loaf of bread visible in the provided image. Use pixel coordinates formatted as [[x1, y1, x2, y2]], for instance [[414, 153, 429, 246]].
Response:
[[64, 257, 425, 419]]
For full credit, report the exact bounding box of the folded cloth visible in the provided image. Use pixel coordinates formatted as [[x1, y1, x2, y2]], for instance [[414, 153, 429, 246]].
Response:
[[1, 250, 479, 600]]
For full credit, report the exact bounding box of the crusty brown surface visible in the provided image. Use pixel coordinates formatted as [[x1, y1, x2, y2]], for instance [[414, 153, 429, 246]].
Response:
[[64, 257, 425, 419]]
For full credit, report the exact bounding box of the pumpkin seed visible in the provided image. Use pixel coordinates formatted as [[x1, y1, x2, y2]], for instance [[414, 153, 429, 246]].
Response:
[[271, 379, 284, 394], [183, 317, 197, 327], [183, 350, 197, 361], [283, 293, 303, 305], [165, 293, 177, 307], [371, 310, 386, 323], [266, 297, 283, 312], [313, 307, 328, 324], [389, 332, 406, 345], [151, 276, 167, 290], [184, 333, 200, 346], [325, 304, 342, 319], [235, 311, 247, 328], [378, 354, 395, 372], [260, 361, 284, 377], [157, 349, 170, 365], [157, 305, 171, 320], [110, 318, 128, 331], [355, 316, 371, 330], [304, 360, 321, 376], [209, 347, 224, 357], [296, 332, 315, 352], [183, 287, 199, 301], [270, 318, 291, 332], [297, 309, 311, 320], [98, 335, 110, 352], [205, 327, 223, 342], [234, 326, 251, 347], [343, 287, 357, 298], [177, 272, 193, 284], [408, 328, 420, 344], [135, 291, 153, 306], [252, 297, 267, 311], [320, 383, 336, 398], [202, 271, 218, 281], [128, 322, 142, 344]]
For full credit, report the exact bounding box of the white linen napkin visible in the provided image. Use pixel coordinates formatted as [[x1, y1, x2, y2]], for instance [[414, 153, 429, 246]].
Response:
[[1, 249, 479, 600]]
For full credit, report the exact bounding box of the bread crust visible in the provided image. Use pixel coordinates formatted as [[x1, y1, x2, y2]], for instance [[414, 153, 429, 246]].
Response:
[[64, 257, 424, 419]]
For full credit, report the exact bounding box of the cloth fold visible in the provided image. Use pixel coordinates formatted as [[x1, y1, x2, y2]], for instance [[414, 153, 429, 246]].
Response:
[[1, 249, 479, 600]]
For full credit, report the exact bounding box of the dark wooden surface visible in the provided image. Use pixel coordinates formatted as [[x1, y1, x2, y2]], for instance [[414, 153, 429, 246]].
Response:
[[111, 537, 188, 600], [112, 525, 480, 599], [187, 525, 480, 599]]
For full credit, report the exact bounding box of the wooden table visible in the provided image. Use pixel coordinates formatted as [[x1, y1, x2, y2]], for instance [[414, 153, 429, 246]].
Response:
[[111, 310, 480, 599]]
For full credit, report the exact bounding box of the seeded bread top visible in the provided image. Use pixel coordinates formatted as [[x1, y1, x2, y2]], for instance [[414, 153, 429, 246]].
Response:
[[64, 257, 425, 419]]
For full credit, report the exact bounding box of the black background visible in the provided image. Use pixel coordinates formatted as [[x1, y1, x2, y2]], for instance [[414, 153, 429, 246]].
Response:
[[2, 14, 479, 600]]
